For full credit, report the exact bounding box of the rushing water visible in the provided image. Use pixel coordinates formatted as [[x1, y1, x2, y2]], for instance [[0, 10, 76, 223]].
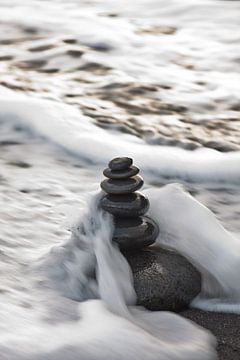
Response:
[[0, 0, 240, 359]]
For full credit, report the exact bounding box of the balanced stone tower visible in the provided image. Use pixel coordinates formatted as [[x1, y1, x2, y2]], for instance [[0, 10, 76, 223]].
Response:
[[99, 157, 201, 312], [100, 157, 159, 251]]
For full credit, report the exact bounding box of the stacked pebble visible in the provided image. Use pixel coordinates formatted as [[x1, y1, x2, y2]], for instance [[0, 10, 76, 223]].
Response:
[[100, 157, 159, 251]]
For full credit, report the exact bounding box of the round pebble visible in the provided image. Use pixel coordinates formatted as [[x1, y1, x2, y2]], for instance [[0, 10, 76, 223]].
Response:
[[100, 192, 149, 217], [109, 157, 133, 170], [103, 165, 139, 179], [113, 216, 159, 251], [100, 176, 143, 194]]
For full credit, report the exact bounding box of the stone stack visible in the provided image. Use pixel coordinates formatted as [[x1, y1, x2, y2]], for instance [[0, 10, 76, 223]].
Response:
[[100, 157, 159, 251], [99, 157, 201, 312]]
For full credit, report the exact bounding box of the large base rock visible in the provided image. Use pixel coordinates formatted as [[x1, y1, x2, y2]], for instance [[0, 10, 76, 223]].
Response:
[[125, 246, 201, 311]]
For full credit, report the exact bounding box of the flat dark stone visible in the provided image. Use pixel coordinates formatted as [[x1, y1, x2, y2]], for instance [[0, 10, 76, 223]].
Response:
[[100, 176, 143, 194], [109, 157, 132, 170], [113, 216, 159, 251], [100, 192, 149, 217], [126, 247, 201, 311], [103, 166, 139, 179]]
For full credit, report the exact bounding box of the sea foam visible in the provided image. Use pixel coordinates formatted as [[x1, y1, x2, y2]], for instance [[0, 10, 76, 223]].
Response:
[[38, 191, 217, 360], [36, 183, 240, 359], [146, 184, 240, 313], [0, 189, 218, 359], [0, 92, 240, 184]]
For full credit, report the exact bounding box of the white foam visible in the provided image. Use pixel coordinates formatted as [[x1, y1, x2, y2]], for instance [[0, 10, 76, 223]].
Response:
[[34, 183, 240, 360], [0, 93, 239, 184], [31, 182, 240, 359], [0, 190, 218, 359], [145, 184, 240, 313], [35, 191, 216, 360]]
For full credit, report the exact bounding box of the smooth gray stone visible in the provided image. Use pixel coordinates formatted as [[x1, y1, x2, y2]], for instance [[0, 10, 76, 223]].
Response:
[[109, 157, 132, 170], [126, 247, 201, 311], [101, 176, 143, 194], [100, 192, 149, 217], [113, 216, 159, 251], [103, 166, 139, 179]]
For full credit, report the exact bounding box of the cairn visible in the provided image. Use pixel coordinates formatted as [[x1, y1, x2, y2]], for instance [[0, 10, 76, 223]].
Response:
[[100, 157, 159, 251]]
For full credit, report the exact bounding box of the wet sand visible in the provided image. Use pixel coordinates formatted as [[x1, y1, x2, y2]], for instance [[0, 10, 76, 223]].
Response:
[[182, 309, 240, 360]]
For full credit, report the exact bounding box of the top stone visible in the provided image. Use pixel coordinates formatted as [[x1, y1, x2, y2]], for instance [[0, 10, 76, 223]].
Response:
[[109, 157, 133, 171]]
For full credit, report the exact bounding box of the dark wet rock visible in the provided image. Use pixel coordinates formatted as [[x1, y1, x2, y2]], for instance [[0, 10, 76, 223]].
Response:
[[0, 38, 31, 45], [101, 176, 143, 194], [28, 44, 56, 52], [182, 141, 200, 150], [109, 157, 133, 170], [113, 216, 159, 251], [62, 38, 78, 44], [137, 25, 177, 36], [0, 80, 33, 92], [0, 140, 22, 146], [0, 55, 14, 61], [103, 165, 139, 179], [147, 136, 200, 150], [203, 140, 238, 152], [7, 161, 31, 168], [126, 247, 201, 311], [18, 59, 47, 69], [100, 193, 149, 217], [230, 103, 240, 111], [23, 26, 38, 34], [67, 49, 84, 58], [78, 62, 111, 74], [39, 68, 59, 73], [87, 42, 112, 52], [19, 189, 32, 193], [126, 85, 158, 95]]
